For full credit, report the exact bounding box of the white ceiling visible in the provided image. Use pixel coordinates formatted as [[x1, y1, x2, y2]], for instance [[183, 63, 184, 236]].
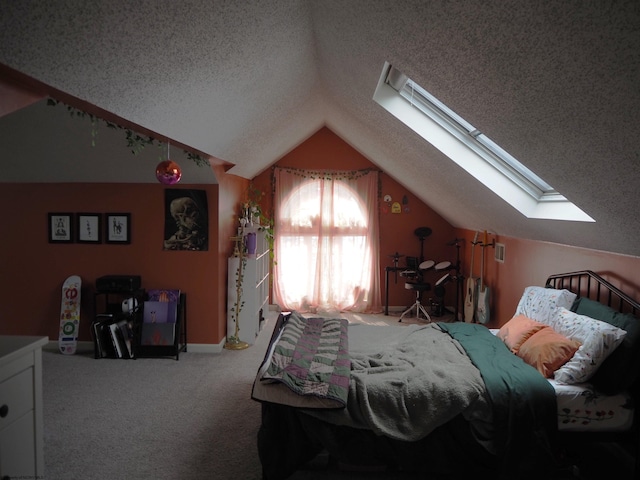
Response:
[[1, 0, 639, 257]]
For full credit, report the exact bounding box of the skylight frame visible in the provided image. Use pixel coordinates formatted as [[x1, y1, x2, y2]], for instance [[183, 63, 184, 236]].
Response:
[[400, 78, 556, 201], [373, 63, 594, 222]]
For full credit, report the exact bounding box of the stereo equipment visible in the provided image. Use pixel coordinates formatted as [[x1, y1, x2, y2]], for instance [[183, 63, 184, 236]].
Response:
[[96, 275, 142, 293]]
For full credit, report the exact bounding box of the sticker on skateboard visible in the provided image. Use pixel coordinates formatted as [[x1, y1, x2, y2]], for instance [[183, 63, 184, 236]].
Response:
[[59, 275, 82, 354]]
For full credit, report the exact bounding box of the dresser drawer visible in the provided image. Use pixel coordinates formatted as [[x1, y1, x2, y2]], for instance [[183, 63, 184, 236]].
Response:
[[0, 367, 33, 430], [0, 411, 36, 478]]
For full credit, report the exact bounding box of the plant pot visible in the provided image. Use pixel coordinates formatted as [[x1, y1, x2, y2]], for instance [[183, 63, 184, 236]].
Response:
[[245, 232, 257, 256]]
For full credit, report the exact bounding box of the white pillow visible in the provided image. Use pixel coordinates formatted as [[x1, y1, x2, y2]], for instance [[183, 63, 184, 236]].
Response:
[[552, 307, 627, 384], [514, 286, 577, 325]]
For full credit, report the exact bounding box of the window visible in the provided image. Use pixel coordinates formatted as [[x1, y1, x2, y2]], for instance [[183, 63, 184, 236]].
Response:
[[374, 63, 594, 222], [272, 168, 381, 313]]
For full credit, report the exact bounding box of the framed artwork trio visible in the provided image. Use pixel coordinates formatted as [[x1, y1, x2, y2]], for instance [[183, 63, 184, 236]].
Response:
[[48, 212, 131, 244]]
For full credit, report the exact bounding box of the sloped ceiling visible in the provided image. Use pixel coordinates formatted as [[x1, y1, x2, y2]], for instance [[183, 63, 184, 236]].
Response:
[[1, 1, 639, 257]]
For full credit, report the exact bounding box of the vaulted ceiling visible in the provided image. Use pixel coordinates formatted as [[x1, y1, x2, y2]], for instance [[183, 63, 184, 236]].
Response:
[[1, 1, 639, 257]]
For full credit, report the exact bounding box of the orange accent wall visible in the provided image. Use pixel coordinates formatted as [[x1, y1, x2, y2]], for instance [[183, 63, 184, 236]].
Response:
[[0, 65, 46, 118], [251, 127, 457, 312], [454, 229, 640, 328], [0, 183, 227, 345], [0, 80, 43, 117]]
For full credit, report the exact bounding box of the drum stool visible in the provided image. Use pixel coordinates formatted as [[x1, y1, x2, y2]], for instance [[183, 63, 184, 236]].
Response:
[[399, 281, 432, 322]]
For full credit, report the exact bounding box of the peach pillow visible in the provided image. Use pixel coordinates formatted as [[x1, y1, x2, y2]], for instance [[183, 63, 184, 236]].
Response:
[[497, 315, 548, 354], [517, 328, 581, 378]]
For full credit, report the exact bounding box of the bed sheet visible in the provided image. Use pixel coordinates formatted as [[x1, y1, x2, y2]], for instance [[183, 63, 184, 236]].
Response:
[[550, 380, 634, 432], [488, 328, 634, 432]]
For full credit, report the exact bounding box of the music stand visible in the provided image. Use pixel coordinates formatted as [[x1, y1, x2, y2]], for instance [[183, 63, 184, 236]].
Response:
[[414, 227, 432, 263]]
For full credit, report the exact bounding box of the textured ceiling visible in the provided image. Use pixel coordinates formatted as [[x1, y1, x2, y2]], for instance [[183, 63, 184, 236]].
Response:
[[1, 0, 639, 257]]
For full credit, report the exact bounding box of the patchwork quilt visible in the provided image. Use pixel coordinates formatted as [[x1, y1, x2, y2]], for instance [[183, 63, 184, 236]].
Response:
[[261, 312, 350, 406]]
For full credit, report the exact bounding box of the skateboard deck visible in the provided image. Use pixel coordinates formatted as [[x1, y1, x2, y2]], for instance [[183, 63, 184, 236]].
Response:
[[59, 275, 82, 354]]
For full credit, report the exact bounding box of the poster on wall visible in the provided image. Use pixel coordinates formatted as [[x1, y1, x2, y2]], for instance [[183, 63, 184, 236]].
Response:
[[163, 189, 208, 251]]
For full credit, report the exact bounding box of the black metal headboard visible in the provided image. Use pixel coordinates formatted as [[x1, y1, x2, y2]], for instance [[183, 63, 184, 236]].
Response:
[[545, 270, 640, 315], [547, 270, 640, 477]]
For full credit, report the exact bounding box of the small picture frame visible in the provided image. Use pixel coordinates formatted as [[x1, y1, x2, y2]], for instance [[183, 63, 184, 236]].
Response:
[[77, 213, 102, 243], [48, 213, 74, 243], [105, 213, 131, 244]]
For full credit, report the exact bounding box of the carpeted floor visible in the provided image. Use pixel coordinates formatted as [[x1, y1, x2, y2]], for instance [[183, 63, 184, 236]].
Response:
[[40, 309, 421, 479], [40, 308, 453, 480], [43, 316, 275, 480], [41, 308, 633, 479]]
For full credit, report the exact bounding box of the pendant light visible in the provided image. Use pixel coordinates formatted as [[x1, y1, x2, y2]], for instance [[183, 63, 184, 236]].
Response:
[[155, 141, 182, 185]]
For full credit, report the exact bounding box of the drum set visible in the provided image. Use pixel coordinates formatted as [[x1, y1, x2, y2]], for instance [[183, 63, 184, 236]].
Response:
[[390, 234, 463, 320], [399, 259, 452, 282], [385, 227, 463, 321], [396, 259, 454, 321]]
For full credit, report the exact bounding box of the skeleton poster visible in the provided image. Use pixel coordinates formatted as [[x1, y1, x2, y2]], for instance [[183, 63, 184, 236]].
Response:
[[163, 189, 208, 251]]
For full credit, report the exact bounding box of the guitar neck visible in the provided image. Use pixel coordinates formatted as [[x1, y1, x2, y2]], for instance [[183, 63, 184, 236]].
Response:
[[479, 243, 485, 289], [469, 232, 479, 276]]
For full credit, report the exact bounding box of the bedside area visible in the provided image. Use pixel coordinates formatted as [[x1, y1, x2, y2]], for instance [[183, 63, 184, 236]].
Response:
[[0, 335, 48, 479]]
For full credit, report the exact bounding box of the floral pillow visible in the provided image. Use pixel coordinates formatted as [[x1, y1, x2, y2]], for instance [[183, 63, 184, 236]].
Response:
[[515, 287, 576, 326], [551, 307, 627, 384], [573, 297, 640, 394]]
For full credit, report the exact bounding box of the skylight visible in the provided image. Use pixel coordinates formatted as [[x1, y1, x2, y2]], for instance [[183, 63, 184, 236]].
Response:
[[373, 63, 594, 222]]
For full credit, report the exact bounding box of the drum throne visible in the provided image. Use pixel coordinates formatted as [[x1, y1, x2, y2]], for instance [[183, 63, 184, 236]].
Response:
[[399, 259, 433, 323]]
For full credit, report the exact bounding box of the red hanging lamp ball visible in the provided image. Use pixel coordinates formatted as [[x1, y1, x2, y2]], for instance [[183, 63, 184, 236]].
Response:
[[155, 159, 182, 185]]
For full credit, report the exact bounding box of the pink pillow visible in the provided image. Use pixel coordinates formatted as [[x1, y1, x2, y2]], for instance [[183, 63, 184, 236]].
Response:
[[517, 328, 581, 378], [497, 314, 548, 354]]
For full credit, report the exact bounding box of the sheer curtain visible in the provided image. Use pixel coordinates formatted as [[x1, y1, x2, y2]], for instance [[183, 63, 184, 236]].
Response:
[[272, 167, 381, 314]]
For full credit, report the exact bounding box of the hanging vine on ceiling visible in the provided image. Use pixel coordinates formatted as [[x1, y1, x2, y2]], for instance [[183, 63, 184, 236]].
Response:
[[46, 98, 209, 167]]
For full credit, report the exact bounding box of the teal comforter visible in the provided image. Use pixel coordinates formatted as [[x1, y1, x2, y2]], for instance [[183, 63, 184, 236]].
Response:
[[438, 322, 557, 470]]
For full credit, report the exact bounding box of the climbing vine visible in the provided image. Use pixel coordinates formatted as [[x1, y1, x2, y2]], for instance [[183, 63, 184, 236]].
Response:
[[47, 98, 209, 167]]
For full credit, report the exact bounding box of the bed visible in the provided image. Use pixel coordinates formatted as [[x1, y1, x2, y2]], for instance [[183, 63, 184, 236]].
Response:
[[252, 270, 640, 479]]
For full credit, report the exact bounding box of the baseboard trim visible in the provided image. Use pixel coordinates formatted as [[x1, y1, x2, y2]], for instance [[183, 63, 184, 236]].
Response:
[[44, 340, 94, 353], [187, 341, 226, 354], [45, 340, 226, 354], [386, 306, 406, 313]]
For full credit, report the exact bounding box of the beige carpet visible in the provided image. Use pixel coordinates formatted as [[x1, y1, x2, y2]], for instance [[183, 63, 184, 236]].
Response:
[[40, 308, 456, 480]]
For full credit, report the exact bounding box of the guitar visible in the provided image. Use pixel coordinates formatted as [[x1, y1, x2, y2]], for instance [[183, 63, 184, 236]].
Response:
[[476, 230, 490, 324], [463, 231, 479, 322]]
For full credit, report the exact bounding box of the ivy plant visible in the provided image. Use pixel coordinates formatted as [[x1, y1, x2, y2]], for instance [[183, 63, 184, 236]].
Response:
[[47, 98, 209, 166]]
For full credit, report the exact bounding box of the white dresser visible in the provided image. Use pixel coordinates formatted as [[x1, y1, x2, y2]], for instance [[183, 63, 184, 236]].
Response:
[[0, 335, 48, 479], [227, 226, 270, 344]]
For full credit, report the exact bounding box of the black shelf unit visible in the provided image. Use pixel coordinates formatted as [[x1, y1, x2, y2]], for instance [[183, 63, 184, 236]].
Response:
[[92, 288, 145, 359], [136, 293, 187, 361]]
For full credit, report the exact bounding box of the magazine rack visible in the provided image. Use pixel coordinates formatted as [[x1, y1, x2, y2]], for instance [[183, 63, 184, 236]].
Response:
[[135, 293, 187, 361]]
